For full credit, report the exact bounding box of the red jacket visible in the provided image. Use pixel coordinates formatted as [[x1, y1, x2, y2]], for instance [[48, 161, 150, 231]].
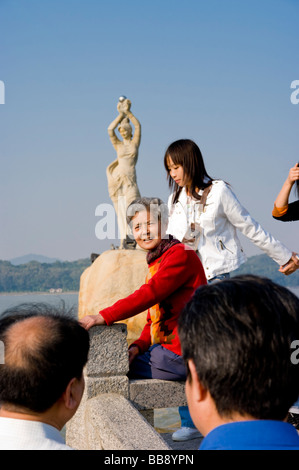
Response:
[[100, 243, 206, 356]]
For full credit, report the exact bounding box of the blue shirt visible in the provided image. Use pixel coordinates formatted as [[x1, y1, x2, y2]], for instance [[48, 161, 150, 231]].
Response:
[[200, 420, 299, 450]]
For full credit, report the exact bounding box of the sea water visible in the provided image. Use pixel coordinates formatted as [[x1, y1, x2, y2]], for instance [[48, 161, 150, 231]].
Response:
[[0, 292, 79, 317], [1, 287, 298, 316]]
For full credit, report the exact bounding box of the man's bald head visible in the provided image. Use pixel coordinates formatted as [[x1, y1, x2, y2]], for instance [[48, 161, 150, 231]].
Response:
[[5, 316, 56, 369], [0, 303, 89, 413]]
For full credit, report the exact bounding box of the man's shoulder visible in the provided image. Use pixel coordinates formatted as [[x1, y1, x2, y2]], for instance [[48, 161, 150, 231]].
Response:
[[200, 420, 299, 450], [0, 417, 73, 450]]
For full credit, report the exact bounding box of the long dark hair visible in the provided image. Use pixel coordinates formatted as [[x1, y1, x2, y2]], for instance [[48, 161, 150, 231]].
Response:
[[164, 139, 214, 204]]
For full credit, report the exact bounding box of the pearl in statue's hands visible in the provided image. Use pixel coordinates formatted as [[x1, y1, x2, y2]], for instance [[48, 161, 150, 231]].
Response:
[[117, 96, 131, 114]]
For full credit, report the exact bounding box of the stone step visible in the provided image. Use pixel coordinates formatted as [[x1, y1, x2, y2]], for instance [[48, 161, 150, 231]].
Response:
[[129, 379, 187, 410]]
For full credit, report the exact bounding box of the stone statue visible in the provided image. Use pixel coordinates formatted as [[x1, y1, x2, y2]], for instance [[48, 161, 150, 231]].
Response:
[[107, 97, 141, 249]]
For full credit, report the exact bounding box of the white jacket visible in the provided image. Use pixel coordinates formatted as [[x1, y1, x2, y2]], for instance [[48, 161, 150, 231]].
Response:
[[167, 180, 292, 281]]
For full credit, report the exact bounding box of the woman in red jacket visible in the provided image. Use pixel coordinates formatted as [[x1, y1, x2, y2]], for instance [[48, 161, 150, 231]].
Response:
[[81, 197, 206, 381]]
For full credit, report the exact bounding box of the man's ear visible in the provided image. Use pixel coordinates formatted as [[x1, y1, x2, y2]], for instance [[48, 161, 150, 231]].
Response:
[[187, 359, 207, 403], [63, 377, 84, 411]]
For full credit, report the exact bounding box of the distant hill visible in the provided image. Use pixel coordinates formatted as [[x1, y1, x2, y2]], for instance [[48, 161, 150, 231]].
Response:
[[0, 258, 90, 293], [0, 253, 298, 293], [10, 254, 61, 265], [232, 254, 299, 287]]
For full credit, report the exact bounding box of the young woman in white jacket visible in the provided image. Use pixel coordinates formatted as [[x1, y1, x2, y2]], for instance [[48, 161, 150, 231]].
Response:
[[164, 139, 297, 442], [165, 139, 297, 282]]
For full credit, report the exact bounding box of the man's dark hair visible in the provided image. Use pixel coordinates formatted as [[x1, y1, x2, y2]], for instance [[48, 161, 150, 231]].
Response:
[[0, 302, 90, 413], [178, 275, 299, 421]]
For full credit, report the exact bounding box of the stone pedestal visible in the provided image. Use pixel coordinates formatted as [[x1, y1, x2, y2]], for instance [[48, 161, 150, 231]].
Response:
[[78, 249, 148, 345], [66, 324, 170, 450]]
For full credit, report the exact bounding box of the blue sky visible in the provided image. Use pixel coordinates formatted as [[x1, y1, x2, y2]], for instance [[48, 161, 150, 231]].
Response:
[[0, 0, 298, 262]]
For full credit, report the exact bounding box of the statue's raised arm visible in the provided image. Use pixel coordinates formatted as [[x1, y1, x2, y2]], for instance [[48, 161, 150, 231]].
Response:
[[107, 97, 141, 150], [120, 98, 141, 148], [106, 97, 141, 249]]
